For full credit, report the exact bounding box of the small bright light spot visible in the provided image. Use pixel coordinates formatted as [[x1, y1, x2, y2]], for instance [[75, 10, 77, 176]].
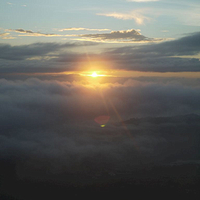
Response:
[[91, 72, 98, 77], [79, 71, 107, 78]]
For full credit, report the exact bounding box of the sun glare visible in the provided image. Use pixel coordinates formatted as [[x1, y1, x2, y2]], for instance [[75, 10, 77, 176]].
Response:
[[91, 72, 98, 77], [80, 71, 107, 78]]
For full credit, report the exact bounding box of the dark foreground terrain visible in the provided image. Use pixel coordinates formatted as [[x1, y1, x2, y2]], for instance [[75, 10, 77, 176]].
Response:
[[1, 153, 200, 199]]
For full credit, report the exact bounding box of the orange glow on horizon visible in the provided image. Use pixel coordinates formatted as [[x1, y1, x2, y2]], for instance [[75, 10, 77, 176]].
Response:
[[8, 70, 200, 79]]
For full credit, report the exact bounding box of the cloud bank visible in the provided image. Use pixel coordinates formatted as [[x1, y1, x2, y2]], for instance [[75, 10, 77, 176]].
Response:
[[0, 73, 200, 198], [0, 41, 96, 61], [0, 32, 200, 74], [0, 78, 199, 196]]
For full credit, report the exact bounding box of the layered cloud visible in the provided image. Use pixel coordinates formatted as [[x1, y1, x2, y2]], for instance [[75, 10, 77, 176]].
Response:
[[0, 32, 200, 73], [0, 41, 96, 61], [54, 32, 200, 72], [79, 29, 161, 43]]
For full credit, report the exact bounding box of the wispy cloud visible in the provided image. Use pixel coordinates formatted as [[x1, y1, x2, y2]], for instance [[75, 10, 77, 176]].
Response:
[[0, 32, 15, 39], [8, 29, 62, 37], [97, 9, 151, 25], [7, 2, 27, 7], [178, 7, 200, 26], [59, 27, 110, 32], [0, 33, 9, 37], [7, 2, 13, 5]]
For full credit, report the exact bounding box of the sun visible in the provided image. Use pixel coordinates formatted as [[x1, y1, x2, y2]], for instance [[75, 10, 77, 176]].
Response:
[[91, 72, 98, 77], [80, 71, 106, 78]]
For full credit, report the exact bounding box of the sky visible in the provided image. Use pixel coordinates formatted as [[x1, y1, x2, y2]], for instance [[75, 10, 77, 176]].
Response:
[[0, 0, 200, 77], [0, 1, 200, 199]]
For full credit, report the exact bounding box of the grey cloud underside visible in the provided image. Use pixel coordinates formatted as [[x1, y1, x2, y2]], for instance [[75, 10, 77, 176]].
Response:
[[103, 32, 200, 71], [0, 32, 200, 72], [130, 31, 200, 56], [0, 43, 60, 60], [0, 78, 200, 189], [0, 42, 97, 61]]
